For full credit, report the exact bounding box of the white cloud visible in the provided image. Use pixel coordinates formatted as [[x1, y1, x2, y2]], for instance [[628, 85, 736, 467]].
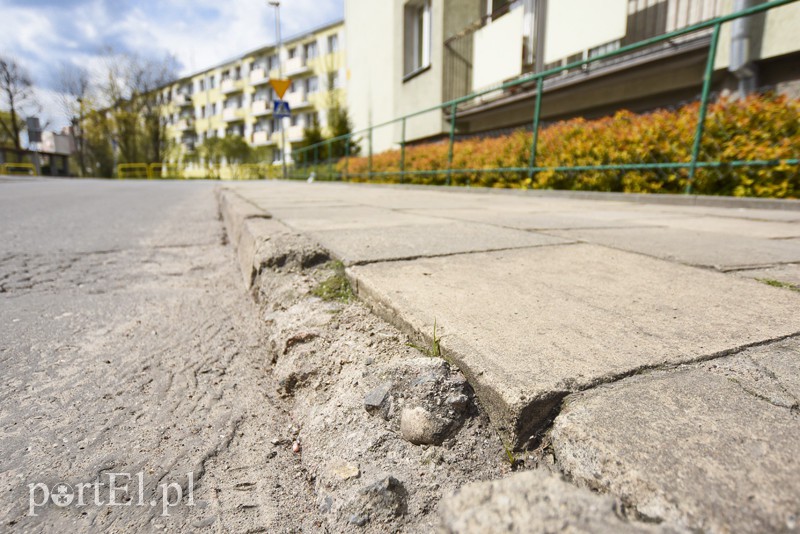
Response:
[[1, 0, 343, 132]]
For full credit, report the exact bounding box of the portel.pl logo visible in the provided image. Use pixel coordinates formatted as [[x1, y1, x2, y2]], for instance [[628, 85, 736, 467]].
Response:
[[28, 472, 194, 517]]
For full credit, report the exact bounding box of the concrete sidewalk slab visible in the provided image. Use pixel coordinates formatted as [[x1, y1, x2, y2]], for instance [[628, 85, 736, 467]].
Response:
[[546, 226, 800, 270], [350, 244, 800, 446], [551, 338, 800, 533], [266, 205, 447, 231], [735, 264, 800, 288], [629, 215, 800, 239], [400, 207, 685, 231], [310, 221, 572, 265], [625, 203, 800, 222]]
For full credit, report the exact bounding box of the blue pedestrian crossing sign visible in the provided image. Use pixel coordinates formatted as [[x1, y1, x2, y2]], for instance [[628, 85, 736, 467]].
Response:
[[273, 100, 291, 118]]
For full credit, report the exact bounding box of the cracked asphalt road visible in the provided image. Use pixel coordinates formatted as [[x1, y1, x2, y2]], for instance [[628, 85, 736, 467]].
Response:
[[1, 178, 316, 532]]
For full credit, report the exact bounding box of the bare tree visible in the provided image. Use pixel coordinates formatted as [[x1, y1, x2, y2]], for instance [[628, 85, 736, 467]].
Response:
[[127, 53, 179, 164], [95, 47, 178, 165], [56, 62, 91, 175], [0, 56, 35, 153]]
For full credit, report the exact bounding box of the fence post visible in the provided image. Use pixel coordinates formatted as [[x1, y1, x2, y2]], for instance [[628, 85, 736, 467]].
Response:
[[447, 102, 456, 186], [314, 145, 319, 175], [344, 136, 350, 181], [327, 140, 333, 180], [528, 76, 544, 183], [687, 22, 721, 195], [400, 117, 406, 184], [368, 127, 373, 181]]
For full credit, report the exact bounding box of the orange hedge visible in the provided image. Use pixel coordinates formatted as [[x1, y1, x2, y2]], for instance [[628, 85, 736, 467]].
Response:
[[339, 94, 800, 198]]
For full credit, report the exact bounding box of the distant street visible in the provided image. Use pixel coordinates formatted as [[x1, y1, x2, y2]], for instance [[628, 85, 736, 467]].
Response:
[[0, 178, 314, 531]]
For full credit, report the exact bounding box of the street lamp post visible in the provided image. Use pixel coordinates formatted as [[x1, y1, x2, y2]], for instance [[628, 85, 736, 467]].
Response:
[[269, 0, 288, 180]]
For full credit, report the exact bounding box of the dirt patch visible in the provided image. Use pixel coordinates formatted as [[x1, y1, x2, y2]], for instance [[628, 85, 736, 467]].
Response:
[[248, 231, 514, 532]]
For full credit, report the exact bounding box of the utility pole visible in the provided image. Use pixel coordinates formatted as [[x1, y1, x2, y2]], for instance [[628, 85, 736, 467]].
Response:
[[269, 0, 288, 180]]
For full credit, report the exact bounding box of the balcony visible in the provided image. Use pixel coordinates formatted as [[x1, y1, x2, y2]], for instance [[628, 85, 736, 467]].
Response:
[[174, 93, 193, 106], [286, 124, 305, 142], [284, 89, 309, 109], [221, 78, 244, 94], [284, 56, 309, 75], [176, 118, 194, 131], [223, 108, 245, 122], [250, 68, 269, 86], [252, 100, 272, 116], [252, 130, 274, 146]]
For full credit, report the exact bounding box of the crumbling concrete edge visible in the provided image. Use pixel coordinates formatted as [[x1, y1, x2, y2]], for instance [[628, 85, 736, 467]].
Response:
[[216, 187, 273, 288]]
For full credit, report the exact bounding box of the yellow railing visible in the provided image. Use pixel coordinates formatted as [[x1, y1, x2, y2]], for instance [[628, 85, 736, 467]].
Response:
[[116, 162, 283, 180], [148, 163, 183, 179], [117, 163, 150, 179], [1, 163, 37, 176]]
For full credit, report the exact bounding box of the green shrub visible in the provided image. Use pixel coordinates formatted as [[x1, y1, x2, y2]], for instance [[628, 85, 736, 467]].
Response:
[[338, 94, 800, 198]]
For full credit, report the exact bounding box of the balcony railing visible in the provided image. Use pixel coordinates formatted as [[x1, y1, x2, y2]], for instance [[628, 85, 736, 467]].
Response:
[[222, 108, 245, 122], [286, 124, 305, 142], [285, 89, 308, 108], [221, 78, 244, 93], [284, 56, 309, 75], [252, 130, 274, 146], [252, 100, 272, 116], [250, 68, 269, 85], [443, 0, 727, 102], [174, 93, 193, 106]]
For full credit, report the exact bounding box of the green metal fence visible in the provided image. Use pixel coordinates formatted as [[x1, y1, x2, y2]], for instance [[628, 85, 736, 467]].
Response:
[[289, 0, 799, 196]]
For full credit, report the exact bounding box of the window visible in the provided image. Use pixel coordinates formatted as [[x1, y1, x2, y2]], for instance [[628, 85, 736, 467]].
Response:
[[268, 54, 278, 70], [484, 0, 511, 19], [198, 79, 205, 92], [208, 75, 216, 89], [272, 150, 282, 163], [327, 34, 339, 53], [403, 0, 431, 78], [305, 76, 319, 94], [288, 47, 297, 59], [331, 70, 341, 89], [304, 41, 318, 60]]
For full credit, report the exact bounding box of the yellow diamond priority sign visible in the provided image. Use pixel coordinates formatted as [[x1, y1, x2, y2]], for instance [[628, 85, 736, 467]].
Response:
[[269, 79, 291, 99]]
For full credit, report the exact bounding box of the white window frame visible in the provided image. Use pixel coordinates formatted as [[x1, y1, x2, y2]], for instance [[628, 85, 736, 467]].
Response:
[[403, 0, 432, 80]]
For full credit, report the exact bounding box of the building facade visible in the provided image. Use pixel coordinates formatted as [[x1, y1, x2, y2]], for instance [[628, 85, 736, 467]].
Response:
[[345, 0, 800, 152], [159, 20, 345, 173]]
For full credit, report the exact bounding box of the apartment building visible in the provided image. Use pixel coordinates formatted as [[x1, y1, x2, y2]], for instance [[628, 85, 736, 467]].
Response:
[[160, 20, 345, 168], [345, 0, 800, 152]]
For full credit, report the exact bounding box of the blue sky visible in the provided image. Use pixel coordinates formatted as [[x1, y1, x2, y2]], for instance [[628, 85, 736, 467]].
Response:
[[0, 0, 344, 129]]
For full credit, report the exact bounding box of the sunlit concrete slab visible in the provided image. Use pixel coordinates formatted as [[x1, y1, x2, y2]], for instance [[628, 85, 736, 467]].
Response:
[[349, 244, 800, 446], [545, 227, 800, 270], [309, 221, 572, 264]]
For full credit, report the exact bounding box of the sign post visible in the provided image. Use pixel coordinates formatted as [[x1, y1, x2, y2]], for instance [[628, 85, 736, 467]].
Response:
[[269, 1, 289, 180]]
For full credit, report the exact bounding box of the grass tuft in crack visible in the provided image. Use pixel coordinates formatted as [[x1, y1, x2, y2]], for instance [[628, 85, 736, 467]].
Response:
[[312, 260, 354, 302], [756, 278, 800, 293], [407, 319, 442, 358]]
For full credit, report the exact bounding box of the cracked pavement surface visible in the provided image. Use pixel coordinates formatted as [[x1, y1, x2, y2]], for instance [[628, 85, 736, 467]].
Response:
[[1, 179, 316, 531]]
